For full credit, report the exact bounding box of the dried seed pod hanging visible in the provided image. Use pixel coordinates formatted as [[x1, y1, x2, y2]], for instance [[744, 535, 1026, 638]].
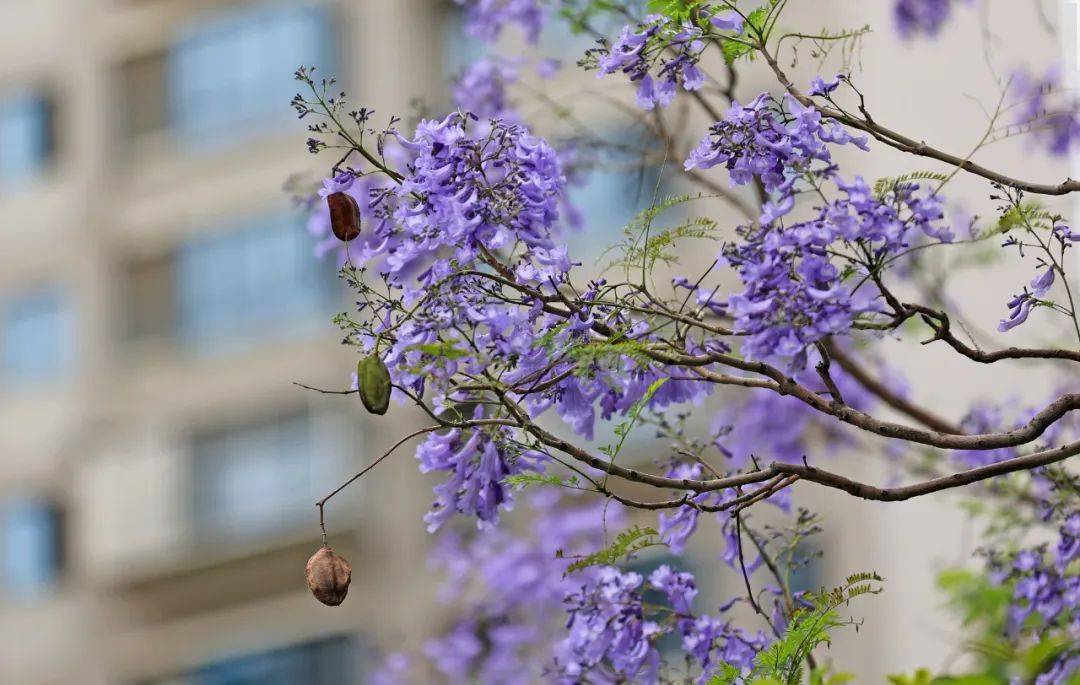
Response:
[[356, 354, 392, 415], [305, 545, 352, 606], [327, 191, 361, 242]]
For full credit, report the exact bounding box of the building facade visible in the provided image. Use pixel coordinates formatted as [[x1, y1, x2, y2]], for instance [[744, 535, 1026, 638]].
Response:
[[0, 1, 1073, 683]]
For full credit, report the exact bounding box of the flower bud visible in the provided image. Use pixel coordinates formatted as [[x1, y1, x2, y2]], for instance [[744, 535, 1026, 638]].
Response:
[[305, 545, 352, 606], [327, 191, 361, 242], [357, 354, 392, 415]]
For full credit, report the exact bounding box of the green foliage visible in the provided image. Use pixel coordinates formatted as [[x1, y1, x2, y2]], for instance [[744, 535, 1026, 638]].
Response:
[[566, 339, 656, 373], [920, 567, 1080, 683], [407, 341, 470, 360], [887, 668, 935, 685], [994, 201, 1057, 235], [505, 472, 581, 490], [717, 0, 794, 65], [603, 192, 721, 275], [872, 171, 950, 199], [709, 572, 884, 685], [722, 5, 771, 64], [721, 35, 756, 64], [559, 525, 664, 575], [936, 568, 1011, 632], [647, 0, 707, 21]]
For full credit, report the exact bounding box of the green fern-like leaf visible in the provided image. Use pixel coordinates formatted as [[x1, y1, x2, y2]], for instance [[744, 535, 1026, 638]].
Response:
[[872, 171, 950, 199], [505, 473, 580, 490], [603, 192, 721, 274], [560, 525, 663, 575], [710, 572, 884, 685]]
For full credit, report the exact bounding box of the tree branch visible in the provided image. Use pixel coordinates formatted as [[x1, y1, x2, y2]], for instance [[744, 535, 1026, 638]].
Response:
[[757, 44, 1080, 196]]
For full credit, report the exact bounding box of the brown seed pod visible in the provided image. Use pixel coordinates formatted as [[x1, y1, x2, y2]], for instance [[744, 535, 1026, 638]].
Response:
[[305, 545, 352, 606], [327, 191, 361, 242]]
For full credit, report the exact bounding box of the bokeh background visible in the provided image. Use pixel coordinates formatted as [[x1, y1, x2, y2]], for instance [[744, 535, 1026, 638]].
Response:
[[0, 0, 1076, 683]]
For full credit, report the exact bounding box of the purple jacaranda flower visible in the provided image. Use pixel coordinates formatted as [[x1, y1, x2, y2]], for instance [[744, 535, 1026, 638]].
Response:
[[894, 0, 972, 39], [1030, 266, 1055, 297], [1010, 65, 1080, 156], [454, 0, 546, 44], [597, 15, 707, 110], [710, 11, 744, 33], [999, 293, 1033, 332], [808, 74, 842, 97], [453, 57, 520, 120], [536, 57, 561, 79]]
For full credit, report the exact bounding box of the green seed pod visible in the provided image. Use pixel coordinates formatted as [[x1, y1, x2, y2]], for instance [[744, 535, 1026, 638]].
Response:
[[357, 354, 392, 415]]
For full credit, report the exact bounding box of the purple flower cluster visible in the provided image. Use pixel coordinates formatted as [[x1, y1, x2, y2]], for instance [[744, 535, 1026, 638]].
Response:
[[384, 494, 765, 684], [453, 57, 520, 120], [557, 563, 766, 683], [390, 113, 565, 285], [1010, 66, 1080, 156], [993, 511, 1079, 684], [685, 93, 868, 224], [453, 0, 546, 44], [559, 567, 661, 681], [685, 91, 959, 364], [893, 0, 971, 39], [596, 14, 711, 110], [417, 425, 546, 532], [382, 493, 625, 683], [721, 178, 949, 364]]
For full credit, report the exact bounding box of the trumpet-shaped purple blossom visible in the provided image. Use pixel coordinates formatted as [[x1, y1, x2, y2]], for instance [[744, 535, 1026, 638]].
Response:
[[453, 57, 520, 120], [557, 563, 766, 683], [990, 509, 1080, 683], [893, 0, 971, 39], [1010, 66, 1080, 156], [685, 92, 868, 224], [454, 0, 546, 44], [596, 14, 707, 109]]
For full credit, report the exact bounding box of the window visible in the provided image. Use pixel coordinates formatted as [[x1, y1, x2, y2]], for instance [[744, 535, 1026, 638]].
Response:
[[0, 92, 53, 186], [170, 3, 336, 141], [441, 3, 489, 81], [120, 51, 169, 139], [1, 288, 72, 385], [125, 252, 175, 342], [175, 212, 336, 350], [143, 635, 357, 685], [191, 410, 317, 540], [566, 146, 666, 261], [0, 500, 64, 598]]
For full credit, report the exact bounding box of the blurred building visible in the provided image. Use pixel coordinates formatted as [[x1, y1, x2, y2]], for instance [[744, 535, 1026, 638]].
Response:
[[0, 1, 1074, 684]]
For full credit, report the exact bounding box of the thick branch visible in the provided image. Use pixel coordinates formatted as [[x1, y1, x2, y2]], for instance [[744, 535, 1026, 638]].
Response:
[[822, 341, 963, 434], [770, 439, 1080, 502]]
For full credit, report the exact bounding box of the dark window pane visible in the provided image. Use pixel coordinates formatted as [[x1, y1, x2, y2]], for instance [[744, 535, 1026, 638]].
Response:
[[125, 252, 176, 341], [1, 500, 64, 598], [0, 92, 53, 186], [120, 51, 170, 137]]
